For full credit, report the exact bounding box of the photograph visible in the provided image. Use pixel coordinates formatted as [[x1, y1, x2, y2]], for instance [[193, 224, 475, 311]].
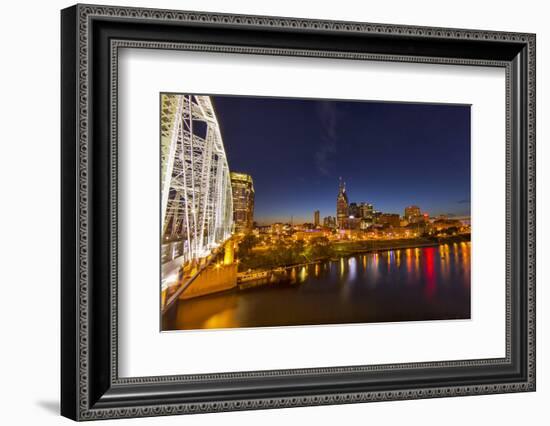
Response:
[[160, 93, 472, 331]]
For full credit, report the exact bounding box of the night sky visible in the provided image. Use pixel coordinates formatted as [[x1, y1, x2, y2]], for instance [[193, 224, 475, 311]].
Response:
[[210, 95, 471, 225]]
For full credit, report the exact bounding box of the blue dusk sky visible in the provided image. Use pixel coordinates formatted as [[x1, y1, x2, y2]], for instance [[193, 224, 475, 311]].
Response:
[[211, 95, 471, 225]]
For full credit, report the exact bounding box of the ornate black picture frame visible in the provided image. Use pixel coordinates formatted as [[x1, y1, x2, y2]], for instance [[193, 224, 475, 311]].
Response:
[[61, 4, 536, 421]]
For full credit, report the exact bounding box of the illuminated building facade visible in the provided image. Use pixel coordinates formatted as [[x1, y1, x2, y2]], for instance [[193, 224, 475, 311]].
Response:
[[360, 202, 374, 219], [360, 218, 372, 230], [314, 210, 320, 227], [230, 172, 255, 233], [349, 202, 360, 218], [323, 216, 337, 228], [336, 178, 349, 228], [404, 205, 422, 223], [340, 217, 362, 230], [379, 213, 401, 227]]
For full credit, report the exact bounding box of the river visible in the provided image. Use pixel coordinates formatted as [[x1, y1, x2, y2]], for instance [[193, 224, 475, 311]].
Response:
[[162, 242, 471, 331]]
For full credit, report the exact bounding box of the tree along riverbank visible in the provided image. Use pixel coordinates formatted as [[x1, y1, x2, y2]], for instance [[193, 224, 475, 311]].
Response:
[[237, 233, 470, 273]]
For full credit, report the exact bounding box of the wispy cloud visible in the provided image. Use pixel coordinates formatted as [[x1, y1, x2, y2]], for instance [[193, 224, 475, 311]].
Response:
[[315, 102, 339, 176], [457, 199, 470, 204]]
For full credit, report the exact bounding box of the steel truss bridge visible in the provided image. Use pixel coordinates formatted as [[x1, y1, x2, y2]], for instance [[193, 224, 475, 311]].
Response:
[[161, 94, 234, 290]]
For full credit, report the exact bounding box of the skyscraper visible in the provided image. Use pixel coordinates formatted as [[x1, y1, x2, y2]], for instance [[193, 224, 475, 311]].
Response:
[[404, 205, 422, 223], [349, 202, 360, 218], [230, 172, 255, 233], [336, 177, 349, 228], [314, 210, 320, 227], [323, 216, 337, 228], [360, 202, 374, 219]]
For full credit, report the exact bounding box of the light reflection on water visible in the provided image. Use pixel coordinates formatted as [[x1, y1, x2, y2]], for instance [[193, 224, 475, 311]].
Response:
[[348, 257, 357, 283], [165, 242, 471, 331]]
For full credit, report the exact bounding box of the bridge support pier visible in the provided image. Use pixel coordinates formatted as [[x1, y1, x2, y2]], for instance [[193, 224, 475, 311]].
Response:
[[179, 263, 237, 300]]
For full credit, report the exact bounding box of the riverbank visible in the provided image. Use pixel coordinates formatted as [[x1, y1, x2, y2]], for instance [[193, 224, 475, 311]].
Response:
[[331, 234, 470, 257], [236, 234, 470, 290]]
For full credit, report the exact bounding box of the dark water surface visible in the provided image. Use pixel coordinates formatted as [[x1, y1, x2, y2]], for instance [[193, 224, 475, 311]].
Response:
[[164, 243, 470, 330]]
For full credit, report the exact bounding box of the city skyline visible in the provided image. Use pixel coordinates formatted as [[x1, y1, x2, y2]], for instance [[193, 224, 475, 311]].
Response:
[[239, 176, 470, 227], [212, 95, 471, 225]]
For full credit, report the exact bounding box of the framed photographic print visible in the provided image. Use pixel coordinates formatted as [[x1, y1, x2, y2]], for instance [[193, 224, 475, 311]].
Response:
[[61, 4, 536, 421]]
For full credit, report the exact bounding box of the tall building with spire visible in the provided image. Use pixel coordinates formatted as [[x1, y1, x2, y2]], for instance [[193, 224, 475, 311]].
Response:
[[336, 177, 349, 229]]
